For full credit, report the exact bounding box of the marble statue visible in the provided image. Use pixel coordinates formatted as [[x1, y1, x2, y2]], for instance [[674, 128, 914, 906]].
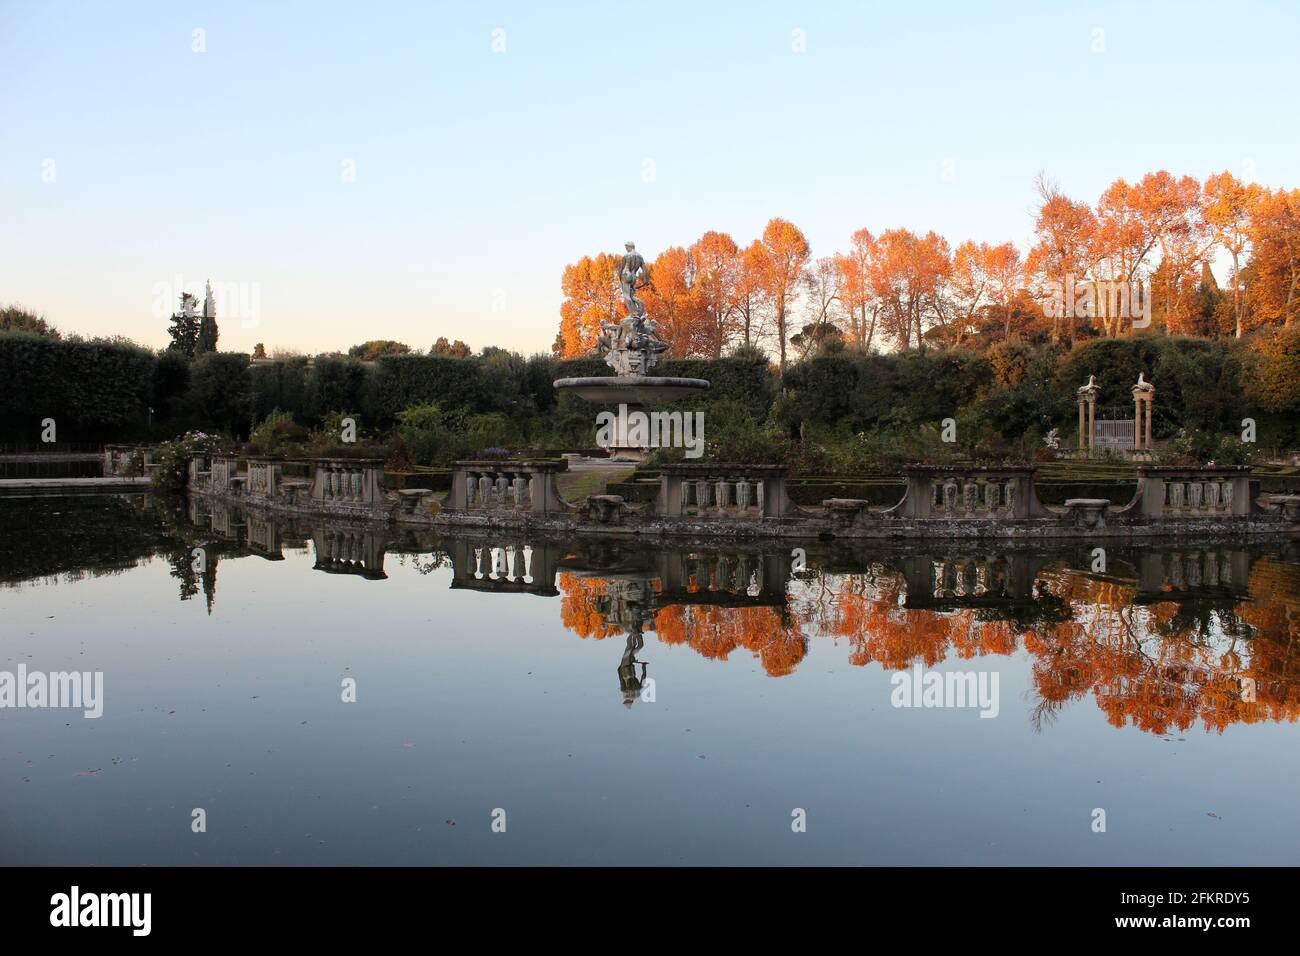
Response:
[[597, 241, 669, 375]]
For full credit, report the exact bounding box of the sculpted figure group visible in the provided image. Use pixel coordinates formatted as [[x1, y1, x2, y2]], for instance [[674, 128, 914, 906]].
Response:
[[596, 241, 669, 376]]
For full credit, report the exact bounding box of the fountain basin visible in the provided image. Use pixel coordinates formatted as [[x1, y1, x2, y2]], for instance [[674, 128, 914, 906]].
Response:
[[553, 375, 710, 405]]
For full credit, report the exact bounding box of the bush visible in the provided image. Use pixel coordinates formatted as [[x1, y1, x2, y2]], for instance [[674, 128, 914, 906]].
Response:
[[245, 409, 307, 456], [151, 431, 225, 492]]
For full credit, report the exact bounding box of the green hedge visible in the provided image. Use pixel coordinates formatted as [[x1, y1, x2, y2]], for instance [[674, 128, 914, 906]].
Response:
[[0, 333, 154, 441]]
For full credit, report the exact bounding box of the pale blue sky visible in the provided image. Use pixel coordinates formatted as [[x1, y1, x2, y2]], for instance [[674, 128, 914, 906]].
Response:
[[2, 0, 1296, 355]]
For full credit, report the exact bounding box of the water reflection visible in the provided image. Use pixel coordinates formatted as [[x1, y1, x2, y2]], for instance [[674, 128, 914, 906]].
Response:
[[3, 495, 1298, 738]]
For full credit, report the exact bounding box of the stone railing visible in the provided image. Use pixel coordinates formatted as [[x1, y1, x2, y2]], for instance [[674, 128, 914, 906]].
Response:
[[444, 460, 570, 515], [210, 455, 242, 493], [310, 458, 386, 508], [245, 456, 282, 500], [890, 466, 1047, 520], [653, 464, 794, 519], [1131, 466, 1252, 518]]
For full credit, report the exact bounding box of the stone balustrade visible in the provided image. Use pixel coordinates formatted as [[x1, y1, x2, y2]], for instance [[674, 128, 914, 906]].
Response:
[[1133, 466, 1251, 518], [892, 466, 1047, 520], [246, 456, 282, 500], [310, 458, 386, 508], [445, 460, 570, 514], [654, 464, 793, 519], [210, 455, 241, 493], [178, 448, 1292, 540]]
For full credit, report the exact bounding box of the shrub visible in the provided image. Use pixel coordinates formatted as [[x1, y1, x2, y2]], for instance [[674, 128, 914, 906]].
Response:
[[245, 409, 307, 456], [151, 431, 225, 492]]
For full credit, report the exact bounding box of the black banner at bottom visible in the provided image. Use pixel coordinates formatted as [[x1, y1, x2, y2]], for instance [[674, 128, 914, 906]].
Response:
[[0, 866, 1279, 941]]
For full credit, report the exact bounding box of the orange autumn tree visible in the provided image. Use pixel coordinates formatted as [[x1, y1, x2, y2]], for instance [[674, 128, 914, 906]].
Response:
[[640, 245, 707, 357], [556, 252, 621, 357], [733, 239, 768, 348], [835, 228, 880, 351], [870, 228, 951, 352], [1027, 174, 1098, 343], [753, 217, 811, 369], [554, 170, 1299, 359], [1246, 187, 1300, 328], [689, 230, 743, 358], [1203, 171, 1263, 337]]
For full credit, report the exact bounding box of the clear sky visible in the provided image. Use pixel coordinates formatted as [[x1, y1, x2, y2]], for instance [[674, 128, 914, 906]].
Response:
[[2, 0, 1297, 355]]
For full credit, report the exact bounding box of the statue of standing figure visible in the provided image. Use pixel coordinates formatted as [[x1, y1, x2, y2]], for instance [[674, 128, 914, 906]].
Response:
[[598, 241, 669, 375]]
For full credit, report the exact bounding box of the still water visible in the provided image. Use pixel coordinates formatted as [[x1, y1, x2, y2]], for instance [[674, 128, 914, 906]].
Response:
[[2, 493, 1298, 865]]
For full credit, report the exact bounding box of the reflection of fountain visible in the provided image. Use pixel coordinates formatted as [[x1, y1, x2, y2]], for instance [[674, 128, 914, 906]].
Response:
[[618, 629, 649, 707], [559, 545, 794, 701], [593, 577, 655, 707], [552, 241, 709, 460]]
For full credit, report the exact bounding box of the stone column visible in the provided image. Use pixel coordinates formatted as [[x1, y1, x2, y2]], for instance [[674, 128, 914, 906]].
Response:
[[1133, 394, 1143, 450], [1087, 397, 1096, 455], [1078, 400, 1087, 451]]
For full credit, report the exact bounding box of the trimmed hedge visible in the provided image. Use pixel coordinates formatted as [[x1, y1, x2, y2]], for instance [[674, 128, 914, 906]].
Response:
[[0, 332, 154, 442]]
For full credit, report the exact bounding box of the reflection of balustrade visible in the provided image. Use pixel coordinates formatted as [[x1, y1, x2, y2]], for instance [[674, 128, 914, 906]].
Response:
[[311, 458, 385, 508], [245, 515, 284, 559], [188, 455, 212, 490], [1134, 549, 1250, 602], [310, 528, 387, 579], [653, 549, 790, 603], [894, 467, 1045, 520], [208, 500, 243, 539], [654, 464, 793, 519], [1135, 466, 1251, 518], [445, 460, 569, 514], [900, 552, 1044, 608], [447, 538, 559, 594]]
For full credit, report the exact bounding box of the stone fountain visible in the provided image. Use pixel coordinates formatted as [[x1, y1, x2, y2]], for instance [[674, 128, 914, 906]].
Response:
[[553, 241, 709, 459]]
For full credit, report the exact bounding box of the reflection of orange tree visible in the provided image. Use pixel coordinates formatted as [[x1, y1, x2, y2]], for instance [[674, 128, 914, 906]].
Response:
[[1022, 569, 1300, 734], [792, 574, 1015, 670], [558, 573, 623, 639], [653, 604, 806, 677], [556, 561, 1300, 734], [1238, 558, 1300, 725]]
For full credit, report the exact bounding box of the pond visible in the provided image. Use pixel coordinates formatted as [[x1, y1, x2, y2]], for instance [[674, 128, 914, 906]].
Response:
[[2, 493, 1298, 865]]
